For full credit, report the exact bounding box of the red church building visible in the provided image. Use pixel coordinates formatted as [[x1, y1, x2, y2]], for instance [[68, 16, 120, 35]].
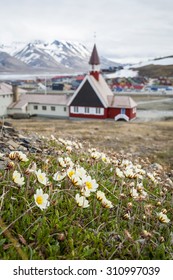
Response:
[[68, 44, 137, 121]]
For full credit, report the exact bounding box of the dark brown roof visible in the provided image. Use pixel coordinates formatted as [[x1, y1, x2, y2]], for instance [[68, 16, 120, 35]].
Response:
[[89, 44, 100, 65]]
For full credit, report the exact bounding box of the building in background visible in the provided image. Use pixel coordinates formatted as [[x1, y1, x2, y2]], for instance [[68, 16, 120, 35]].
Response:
[[5, 44, 137, 121], [68, 44, 137, 121], [0, 83, 26, 117]]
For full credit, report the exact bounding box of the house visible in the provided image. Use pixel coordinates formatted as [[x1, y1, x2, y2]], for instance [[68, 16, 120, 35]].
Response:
[[68, 44, 137, 121], [0, 83, 25, 117], [7, 93, 70, 118]]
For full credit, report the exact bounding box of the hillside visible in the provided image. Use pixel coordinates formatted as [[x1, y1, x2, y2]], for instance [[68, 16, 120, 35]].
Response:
[[0, 51, 31, 73], [132, 64, 173, 78], [131, 56, 173, 78], [104, 56, 173, 78]]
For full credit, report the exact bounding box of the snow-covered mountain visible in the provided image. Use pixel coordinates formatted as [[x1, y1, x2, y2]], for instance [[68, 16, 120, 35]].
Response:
[[0, 40, 118, 73]]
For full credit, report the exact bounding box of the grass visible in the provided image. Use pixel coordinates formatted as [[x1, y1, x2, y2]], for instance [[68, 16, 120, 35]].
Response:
[[0, 131, 173, 260], [9, 118, 173, 169]]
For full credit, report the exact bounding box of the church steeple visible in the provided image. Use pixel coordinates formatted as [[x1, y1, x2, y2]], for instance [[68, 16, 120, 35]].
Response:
[[89, 44, 100, 81]]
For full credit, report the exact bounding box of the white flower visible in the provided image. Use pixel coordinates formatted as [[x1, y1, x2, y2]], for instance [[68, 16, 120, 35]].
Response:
[[58, 157, 66, 167], [17, 151, 29, 162], [91, 151, 101, 160], [35, 169, 49, 185], [147, 172, 158, 184], [75, 167, 87, 179], [84, 176, 98, 192], [121, 159, 132, 167], [64, 157, 74, 167], [139, 189, 148, 199], [81, 187, 91, 197], [115, 167, 124, 178], [101, 197, 113, 209], [130, 187, 139, 198], [9, 151, 28, 162], [53, 171, 66, 181], [66, 146, 72, 153], [75, 193, 89, 208], [12, 170, 25, 186], [124, 167, 134, 178], [71, 174, 82, 186], [67, 167, 76, 179], [101, 153, 111, 163], [9, 151, 18, 160], [34, 189, 50, 210], [96, 190, 106, 201], [157, 212, 170, 224]]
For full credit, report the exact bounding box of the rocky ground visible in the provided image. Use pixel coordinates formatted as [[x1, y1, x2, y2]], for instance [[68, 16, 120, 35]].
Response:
[[0, 120, 43, 170]]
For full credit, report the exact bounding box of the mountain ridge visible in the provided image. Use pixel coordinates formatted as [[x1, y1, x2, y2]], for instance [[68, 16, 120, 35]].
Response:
[[0, 40, 119, 73]]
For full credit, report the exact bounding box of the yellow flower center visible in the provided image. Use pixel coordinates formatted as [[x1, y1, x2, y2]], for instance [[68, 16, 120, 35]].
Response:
[[36, 196, 43, 205], [38, 174, 44, 181], [68, 170, 75, 178], [86, 181, 92, 189]]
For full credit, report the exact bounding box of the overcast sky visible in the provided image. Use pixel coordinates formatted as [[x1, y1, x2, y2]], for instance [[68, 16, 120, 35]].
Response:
[[1, 0, 173, 63]]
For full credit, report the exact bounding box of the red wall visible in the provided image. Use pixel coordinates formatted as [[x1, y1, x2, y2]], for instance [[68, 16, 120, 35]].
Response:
[[69, 107, 136, 120], [128, 108, 136, 120], [108, 107, 136, 120], [107, 108, 120, 118]]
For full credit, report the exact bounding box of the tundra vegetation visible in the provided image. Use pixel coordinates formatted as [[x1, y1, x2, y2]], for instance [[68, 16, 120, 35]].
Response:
[[0, 122, 172, 260]]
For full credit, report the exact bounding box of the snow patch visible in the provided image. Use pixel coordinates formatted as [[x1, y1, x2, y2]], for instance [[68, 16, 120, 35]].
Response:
[[106, 69, 138, 78]]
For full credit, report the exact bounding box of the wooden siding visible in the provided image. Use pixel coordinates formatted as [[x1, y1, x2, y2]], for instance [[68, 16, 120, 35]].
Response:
[[108, 107, 136, 120], [70, 80, 104, 107]]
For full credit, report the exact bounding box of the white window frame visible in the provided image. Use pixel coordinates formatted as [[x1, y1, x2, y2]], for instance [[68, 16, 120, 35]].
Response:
[[84, 107, 90, 114], [70, 106, 104, 115], [95, 107, 104, 115], [74, 106, 79, 113], [121, 108, 126, 114], [95, 108, 101, 114]]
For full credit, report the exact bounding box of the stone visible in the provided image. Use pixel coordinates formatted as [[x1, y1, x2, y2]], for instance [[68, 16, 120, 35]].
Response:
[[150, 163, 163, 171], [7, 140, 19, 149]]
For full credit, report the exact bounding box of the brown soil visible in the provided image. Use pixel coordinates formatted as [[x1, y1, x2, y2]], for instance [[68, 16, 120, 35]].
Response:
[[8, 118, 173, 170]]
